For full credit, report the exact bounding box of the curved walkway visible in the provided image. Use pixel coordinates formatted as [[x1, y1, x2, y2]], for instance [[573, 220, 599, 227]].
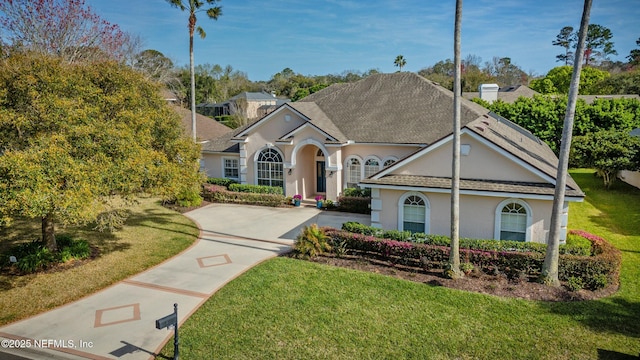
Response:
[[0, 204, 369, 360]]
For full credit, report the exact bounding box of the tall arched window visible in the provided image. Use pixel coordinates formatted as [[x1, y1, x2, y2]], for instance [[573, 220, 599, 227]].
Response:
[[345, 157, 361, 188], [364, 158, 380, 178], [257, 148, 284, 189], [496, 200, 531, 242], [399, 193, 429, 234]]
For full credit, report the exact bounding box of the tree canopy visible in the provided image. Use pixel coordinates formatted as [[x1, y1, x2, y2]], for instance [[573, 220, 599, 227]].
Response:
[[0, 53, 202, 250], [570, 129, 640, 188], [474, 95, 640, 153], [529, 65, 610, 95], [0, 0, 135, 63]]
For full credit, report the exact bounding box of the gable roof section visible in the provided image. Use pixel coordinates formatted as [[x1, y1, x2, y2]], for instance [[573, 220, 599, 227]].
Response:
[[364, 112, 584, 198], [299, 72, 490, 144], [288, 102, 347, 142]]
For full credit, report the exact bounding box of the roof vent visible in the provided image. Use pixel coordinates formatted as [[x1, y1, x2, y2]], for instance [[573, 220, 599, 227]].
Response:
[[474, 125, 485, 132]]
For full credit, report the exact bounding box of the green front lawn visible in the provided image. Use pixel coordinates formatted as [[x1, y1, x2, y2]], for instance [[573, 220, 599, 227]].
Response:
[[159, 169, 640, 359], [0, 197, 198, 325]]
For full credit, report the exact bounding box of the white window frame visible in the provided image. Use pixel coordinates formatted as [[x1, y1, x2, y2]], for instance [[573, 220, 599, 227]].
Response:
[[397, 192, 430, 234], [494, 198, 532, 242], [344, 155, 363, 188], [363, 156, 382, 178], [382, 156, 398, 168], [254, 147, 285, 190], [222, 157, 239, 180]]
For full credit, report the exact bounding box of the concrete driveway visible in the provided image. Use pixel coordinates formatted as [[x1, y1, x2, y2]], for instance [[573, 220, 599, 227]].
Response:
[[190, 203, 370, 243], [0, 204, 369, 360]]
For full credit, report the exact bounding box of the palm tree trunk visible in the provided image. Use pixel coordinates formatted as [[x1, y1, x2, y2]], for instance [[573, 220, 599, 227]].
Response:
[[448, 0, 463, 279], [189, 14, 197, 142], [542, 0, 592, 286], [42, 213, 57, 252]]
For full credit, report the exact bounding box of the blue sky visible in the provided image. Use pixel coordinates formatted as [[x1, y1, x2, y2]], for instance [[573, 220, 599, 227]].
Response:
[[90, 0, 640, 81]]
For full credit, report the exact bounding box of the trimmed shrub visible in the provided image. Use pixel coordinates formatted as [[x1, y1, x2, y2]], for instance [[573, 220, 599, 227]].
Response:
[[325, 228, 620, 290], [206, 177, 238, 187], [342, 187, 371, 197], [342, 221, 379, 236], [561, 232, 592, 256], [336, 196, 371, 214], [228, 183, 284, 195], [202, 184, 284, 207], [175, 188, 203, 207], [340, 222, 594, 256], [558, 231, 621, 290]]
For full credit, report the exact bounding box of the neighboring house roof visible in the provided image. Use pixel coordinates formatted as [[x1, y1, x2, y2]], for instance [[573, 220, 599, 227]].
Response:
[[173, 105, 233, 141], [463, 85, 540, 104], [631, 128, 640, 137], [571, 94, 640, 104], [464, 84, 640, 104], [229, 91, 278, 101]]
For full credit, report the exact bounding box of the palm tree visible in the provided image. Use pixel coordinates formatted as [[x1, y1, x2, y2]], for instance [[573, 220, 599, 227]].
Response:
[[394, 55, 406, 71], [542, 0, 592, 287], [447, 0, 463, 279], [166, 0, 222, 142]]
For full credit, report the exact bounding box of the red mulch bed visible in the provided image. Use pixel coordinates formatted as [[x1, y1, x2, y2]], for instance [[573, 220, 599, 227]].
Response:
[[303, 253, 618, 302]]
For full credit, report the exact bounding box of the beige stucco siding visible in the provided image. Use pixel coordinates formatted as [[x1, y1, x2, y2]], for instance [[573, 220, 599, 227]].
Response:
[[393, 134, 547, 183], [200, 153, 226, 178], [341, 144, 421, 167], [242, 108, 307, 188], [376, 189, 553, 243]]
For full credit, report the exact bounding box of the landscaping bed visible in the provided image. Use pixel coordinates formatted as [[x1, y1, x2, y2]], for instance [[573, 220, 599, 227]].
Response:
[[307, 253, 617, 302]]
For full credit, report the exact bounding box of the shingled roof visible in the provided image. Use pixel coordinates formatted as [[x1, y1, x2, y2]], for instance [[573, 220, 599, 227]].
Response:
[[297, 72, 490, 144], [203, 72, 492, 151], [173, 105, 233, 142]]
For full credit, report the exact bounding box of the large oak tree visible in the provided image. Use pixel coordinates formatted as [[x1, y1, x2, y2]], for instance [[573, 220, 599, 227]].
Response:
[[0, 53, 203, 251]]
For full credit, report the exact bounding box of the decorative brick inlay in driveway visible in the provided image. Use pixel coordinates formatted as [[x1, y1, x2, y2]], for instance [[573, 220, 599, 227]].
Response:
[[94, 303, 141, 328], [197, 254, 232, 268]]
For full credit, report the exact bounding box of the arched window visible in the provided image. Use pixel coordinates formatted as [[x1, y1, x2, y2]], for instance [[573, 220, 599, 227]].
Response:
[[383, 158, 396, 168], [399, 193, 429, 234], [364, 158, 380, 178], [496, 200, 531, 242], [345, 157, 361, 188], [257, 148, 284, 189]]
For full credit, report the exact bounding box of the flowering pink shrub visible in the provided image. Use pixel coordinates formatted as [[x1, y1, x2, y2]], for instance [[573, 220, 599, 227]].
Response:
[[326, 228, 621, 290]]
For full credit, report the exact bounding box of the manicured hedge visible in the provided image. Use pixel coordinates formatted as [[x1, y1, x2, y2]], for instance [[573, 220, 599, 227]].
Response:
[[325, 228, 620, 290], [228, 183, 284, 195], [341, 222, 591, 256], [342, 187, 371, 197], [336, 196, 371, 214], [206, 177, 238, 187], [202, 184, 285, 207]]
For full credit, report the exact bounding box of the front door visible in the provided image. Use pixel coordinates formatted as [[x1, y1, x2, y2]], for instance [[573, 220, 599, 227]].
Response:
[[316, 161, 326, 193]]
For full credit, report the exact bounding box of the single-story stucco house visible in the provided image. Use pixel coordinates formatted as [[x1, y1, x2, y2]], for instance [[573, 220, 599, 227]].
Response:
[[200, 72, 584, 243]]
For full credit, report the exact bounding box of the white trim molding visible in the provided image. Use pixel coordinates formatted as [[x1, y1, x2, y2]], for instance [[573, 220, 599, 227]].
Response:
[[397, 192, 430, 234], [494, 198, 533, 242]]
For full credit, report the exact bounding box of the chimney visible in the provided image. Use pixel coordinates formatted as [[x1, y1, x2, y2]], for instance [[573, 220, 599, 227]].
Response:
[[479, 84, 499, 104]]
